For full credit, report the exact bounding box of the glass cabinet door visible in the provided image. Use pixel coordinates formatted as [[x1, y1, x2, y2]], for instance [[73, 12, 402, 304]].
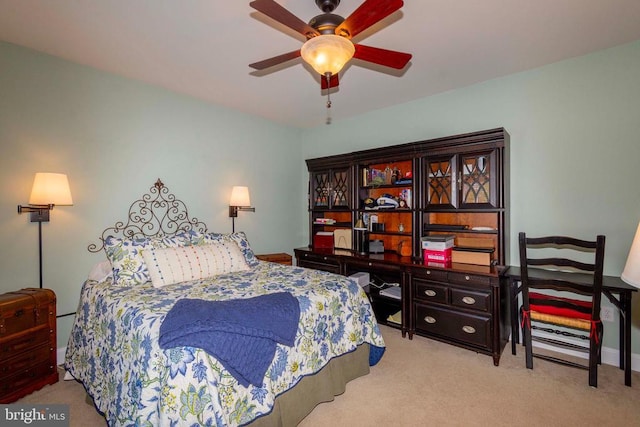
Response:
[[331, 168, 350, 208], [460, 150, 497, 208], [311, 168, 350, 209], [424, 155, 458, 209]]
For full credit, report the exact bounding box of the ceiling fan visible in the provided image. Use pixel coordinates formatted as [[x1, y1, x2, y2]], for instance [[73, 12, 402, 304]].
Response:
[[249, 0, 412, 91]]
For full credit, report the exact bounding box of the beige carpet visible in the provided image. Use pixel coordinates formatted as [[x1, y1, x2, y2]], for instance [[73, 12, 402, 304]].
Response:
[[17, 325, 640, 426]]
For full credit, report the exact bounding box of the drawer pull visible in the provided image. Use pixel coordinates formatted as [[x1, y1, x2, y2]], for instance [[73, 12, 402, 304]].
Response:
[[462, 325, 476, 334], [424, 316, 436, 324], [426, 270, 431, 275], [323, 257, 327, 260], [462, 296, 476, 305], [465, 275, 470, 281], [15, 309, 25, 317], [424, 290, 437, 297]]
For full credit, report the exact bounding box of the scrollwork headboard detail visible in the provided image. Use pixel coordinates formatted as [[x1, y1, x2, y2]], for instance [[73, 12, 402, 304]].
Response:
[[88, 179, 208, 253]]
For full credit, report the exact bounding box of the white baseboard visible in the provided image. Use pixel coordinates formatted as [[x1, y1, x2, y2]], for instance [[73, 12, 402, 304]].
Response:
[[57, 346, 66, 367]]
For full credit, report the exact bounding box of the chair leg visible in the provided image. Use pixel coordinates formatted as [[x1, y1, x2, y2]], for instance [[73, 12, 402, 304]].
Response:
[[522, 319, 533, 370]]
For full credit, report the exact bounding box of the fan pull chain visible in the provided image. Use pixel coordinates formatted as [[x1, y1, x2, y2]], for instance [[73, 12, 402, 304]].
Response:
[[325, 73, 332, 125]]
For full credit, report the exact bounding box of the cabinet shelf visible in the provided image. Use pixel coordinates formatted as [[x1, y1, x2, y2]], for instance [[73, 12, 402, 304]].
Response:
[[369, 231, 412, 237], [313, 222, 352, 227], [361, 183, 412, 190]]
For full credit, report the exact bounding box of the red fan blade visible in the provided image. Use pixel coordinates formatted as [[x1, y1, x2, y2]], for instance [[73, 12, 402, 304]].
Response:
[[249, 50, 301, 70], [353, 44, 412, 69], [320, 73, 340, 90], [250, 0, 319, 38], [336, 0, 404, 39]]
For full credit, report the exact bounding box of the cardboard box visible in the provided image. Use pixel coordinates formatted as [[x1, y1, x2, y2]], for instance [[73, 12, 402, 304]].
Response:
[[423, 248, 452, 262], [451, 249, 493, 266], [455, 237, 494, 249], [313, 232, 334, 249]]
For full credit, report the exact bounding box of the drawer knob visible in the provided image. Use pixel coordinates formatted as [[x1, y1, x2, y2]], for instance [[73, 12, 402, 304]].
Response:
[[462, 296, 476, 305], [465, 275, 470, 281], [323, 257, 327, 260], [424, 316, 436, 324], [424, 290, 437, 297], [368, 262, 372, 266], [426, 270, 431, 275], [462, 325, 476, 334]]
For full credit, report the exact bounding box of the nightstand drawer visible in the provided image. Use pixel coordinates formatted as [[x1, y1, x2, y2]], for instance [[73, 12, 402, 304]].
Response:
[[415, 303, 491, 350]]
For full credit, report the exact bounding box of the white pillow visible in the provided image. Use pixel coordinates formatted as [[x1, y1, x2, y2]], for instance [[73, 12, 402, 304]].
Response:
[[142, 241, 250, 288], [88, 260, 113, 282]]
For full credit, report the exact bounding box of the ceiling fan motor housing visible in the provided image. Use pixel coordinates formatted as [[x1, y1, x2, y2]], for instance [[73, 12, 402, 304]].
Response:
[[309, 13, 345, 35], [315, 0, 340, 13]]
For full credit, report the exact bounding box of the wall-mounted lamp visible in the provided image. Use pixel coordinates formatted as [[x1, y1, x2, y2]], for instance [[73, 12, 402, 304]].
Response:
[[229, 186, 255, 233], [17, 173, 73, 288], [621, 220, 640, 289]]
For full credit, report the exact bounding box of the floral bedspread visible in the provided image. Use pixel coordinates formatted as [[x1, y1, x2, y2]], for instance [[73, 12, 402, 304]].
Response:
[[65, 262, 385, 426]]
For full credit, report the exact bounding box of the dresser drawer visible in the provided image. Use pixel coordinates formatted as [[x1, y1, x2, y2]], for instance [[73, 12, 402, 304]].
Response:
[[415, 303, 491, 350], [0, 343, 52, 376], [297, 253, 341, 274], [450, 288, 491, 313], [0, 326, 50, 361], [0, 360, 57, 397], [413, 268, 448, 282], [448, 272, 493, 288], [413, 279, 448, 304]]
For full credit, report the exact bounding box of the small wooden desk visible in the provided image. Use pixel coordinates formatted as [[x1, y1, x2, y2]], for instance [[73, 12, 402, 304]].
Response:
[[504, 266, 636, 386]]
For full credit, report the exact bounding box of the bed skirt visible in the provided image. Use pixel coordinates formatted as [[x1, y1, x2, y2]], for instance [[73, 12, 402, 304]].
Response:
[[84, 343, 370, 426], [250, 343, 370, 426]]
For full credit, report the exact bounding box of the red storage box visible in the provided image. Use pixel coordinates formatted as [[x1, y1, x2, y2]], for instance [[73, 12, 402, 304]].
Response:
[[423, 248, 452, 262], [313, 232, 334, 249]]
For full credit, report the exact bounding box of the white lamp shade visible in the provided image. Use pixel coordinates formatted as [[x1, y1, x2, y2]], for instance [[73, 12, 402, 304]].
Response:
[[621, 221, 640, 288], [300, 34, 355, 76], [229, 186, 251, 207], [29, 173, 73, 206]]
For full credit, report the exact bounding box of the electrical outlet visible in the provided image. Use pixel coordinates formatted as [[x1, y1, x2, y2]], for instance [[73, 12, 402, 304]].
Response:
[[601, 306, 615, 322]]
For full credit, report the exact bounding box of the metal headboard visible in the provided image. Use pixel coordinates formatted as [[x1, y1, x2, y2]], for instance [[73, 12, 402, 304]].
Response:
[[88, 179, 208, 253]]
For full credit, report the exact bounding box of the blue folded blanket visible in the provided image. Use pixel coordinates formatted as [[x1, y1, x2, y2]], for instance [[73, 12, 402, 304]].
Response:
[[159, 292, 300, 388]]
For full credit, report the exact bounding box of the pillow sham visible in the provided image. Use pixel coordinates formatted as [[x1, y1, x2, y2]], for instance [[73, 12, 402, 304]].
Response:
[[142, 240, 250, 288], [87, 260, 113, 283], [187, 231, 259, 267], [104, 232, 192, 286]]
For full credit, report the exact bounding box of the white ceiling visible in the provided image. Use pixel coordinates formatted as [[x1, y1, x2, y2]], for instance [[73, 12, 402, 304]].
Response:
[[1, 0, 640, 128]]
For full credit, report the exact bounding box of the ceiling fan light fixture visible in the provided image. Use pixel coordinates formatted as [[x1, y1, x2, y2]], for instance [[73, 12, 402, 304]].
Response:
[[301, 34, 355, 76]]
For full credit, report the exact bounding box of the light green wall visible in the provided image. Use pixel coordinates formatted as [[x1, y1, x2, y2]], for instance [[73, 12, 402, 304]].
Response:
[[0, 41, 305, 348], [300, 40, 640, 353], [2, 38, 640, 357]]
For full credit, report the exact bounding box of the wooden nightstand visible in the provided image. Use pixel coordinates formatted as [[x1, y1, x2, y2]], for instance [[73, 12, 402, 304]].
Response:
[[256, 253, 292, 266]]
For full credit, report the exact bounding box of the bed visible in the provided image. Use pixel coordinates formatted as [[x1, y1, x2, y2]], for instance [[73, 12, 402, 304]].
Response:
[[64, 180, 385, 426]]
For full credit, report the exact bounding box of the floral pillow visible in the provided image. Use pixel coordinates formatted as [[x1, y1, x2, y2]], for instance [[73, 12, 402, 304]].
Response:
[[187, 231, 259, 267], [142, 240, 250, 288], [104, 232, 192, 286]]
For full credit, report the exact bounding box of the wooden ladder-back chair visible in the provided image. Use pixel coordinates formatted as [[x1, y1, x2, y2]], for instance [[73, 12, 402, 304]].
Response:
[[518, 232, 606, 387]]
